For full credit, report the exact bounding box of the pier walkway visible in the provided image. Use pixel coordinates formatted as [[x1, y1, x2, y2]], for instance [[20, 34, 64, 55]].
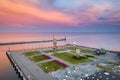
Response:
[[0, 38, 66, 45], [7, 51, 56, 80]]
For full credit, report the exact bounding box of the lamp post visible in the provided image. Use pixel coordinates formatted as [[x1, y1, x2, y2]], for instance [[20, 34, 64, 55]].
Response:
[[53, 38, 57, 53]]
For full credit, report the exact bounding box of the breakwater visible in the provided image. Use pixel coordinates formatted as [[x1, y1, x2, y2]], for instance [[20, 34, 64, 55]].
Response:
[[0, 38, 66, 45]]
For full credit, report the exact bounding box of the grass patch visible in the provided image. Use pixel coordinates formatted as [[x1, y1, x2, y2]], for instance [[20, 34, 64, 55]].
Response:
[[44, 49, 65, 53], [38, 61, 64, 72], [67, 47, 75, 50], [52, 52, 90, 64], [67, 47, 93, 53], [30, 55, 48, 62], [108, 62, 120, 66], [96, 64, 112, 71], [97, 64, 120, 76], [84, 54, 96, 58], [24, 51, 40, 56], [81, 49, 93, 53]]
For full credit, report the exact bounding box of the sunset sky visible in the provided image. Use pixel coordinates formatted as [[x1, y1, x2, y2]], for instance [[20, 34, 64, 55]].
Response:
[[0, 0, 120, 32]]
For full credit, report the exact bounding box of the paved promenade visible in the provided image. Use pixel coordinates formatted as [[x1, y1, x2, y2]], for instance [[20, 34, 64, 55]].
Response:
[[8, 51, 56, 80], [7, 45, 120, 80]]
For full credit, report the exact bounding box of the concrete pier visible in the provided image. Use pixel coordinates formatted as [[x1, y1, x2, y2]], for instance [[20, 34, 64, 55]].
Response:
[[0, 38, 66, 45], [6, 51, 56, 80]]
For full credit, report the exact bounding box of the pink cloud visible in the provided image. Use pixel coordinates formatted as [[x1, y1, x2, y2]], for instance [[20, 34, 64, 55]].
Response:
[[0, 0, 120, 28], [0, 0, 78, 27]]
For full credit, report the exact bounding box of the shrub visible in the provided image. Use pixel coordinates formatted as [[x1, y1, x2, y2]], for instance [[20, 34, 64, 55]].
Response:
[[96, 48, 107, 55], [72, 55, 87, 60], [42, 54, 51, 59]]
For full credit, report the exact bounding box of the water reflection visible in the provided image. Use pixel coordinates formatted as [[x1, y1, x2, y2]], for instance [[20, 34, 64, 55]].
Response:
[[0, 46, 20, 80]]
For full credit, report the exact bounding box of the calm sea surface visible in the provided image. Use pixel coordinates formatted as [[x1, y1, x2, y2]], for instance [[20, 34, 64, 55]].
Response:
[[0, 32, 120, 80]]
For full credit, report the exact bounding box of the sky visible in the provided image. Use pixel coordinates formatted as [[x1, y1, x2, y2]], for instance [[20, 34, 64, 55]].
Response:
[[0, 0, 120, 32]]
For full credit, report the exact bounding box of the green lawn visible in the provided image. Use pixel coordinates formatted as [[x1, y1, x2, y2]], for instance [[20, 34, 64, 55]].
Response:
[[24, 51, 40, 56], [67, 47, 76, 50], [97, 64, 120, 76], [96, 64, 112, 71], [67, 47, 93, 53], [44, 49, 65, 53], [81, 49, 93, 53], [108, 62, 120, 66], [52, 52, 90, 64], [38, 61, 64, 72], [30, 55, 48, 62]]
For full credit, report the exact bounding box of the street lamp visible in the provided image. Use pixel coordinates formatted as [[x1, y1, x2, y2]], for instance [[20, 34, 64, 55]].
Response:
[[53, 38, 57, 53]]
